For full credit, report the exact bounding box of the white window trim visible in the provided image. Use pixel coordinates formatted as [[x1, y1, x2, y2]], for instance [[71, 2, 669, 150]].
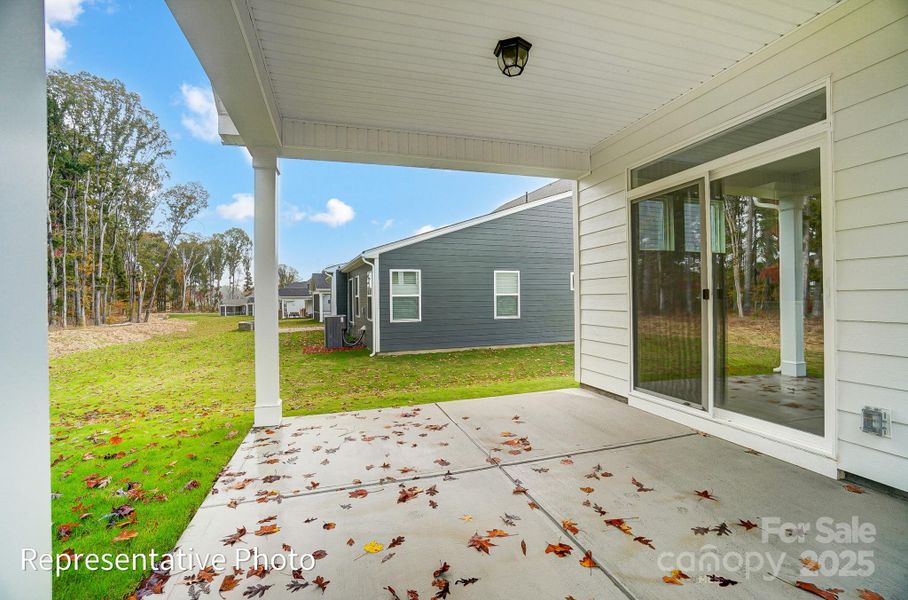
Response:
[[389, 269, 421, 323], [347, 279, 354, 325], [570, 271, 575, 291], [366, 271, 373, 321], [354, 275, 361, 318], [493, 270, 520, 320]]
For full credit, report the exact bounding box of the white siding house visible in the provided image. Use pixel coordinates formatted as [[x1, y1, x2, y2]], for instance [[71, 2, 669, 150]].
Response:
[[575, 0, 908, 491]]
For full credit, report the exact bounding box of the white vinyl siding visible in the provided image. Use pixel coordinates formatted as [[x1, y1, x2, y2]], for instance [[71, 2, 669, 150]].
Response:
[[577, 0, 908, 491], [494, 270, 520, 319], [390, 269, 421, 322], [366, 271, 373, 321]]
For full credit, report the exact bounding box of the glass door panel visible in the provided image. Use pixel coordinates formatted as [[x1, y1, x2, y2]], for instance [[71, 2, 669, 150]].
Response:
[[710, 149, 824, 435], [631, 182, 705, 408]]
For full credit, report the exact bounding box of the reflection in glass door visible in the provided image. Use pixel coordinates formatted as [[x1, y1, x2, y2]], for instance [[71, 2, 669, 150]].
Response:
[[631, 182, 704, 408], [710, 149, 824, 435]]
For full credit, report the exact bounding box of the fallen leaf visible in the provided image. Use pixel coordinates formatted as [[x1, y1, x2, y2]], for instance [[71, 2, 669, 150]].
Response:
[[562, 519, 579, 534], [800, 557, 821, 572], [795, 581, 842, 599], [112, 529, 137, 542], [221, 527, 247, 546], [346, 538, 355, 546], [467, 533, 496, 555], [348, 489, 368, 499], [737, 519, 759, 531], [844, 483, 865, 494], [521, 539, 527, 556], [579, 487, 594, 494], [254, 524, 280, 536], [389, 536, 405, 548], [322, 522, 336, 530], [695, 489, 718, 501], [663, 569, 690, 585], [364, 540, 384, 554], [857, 589, 885, 600], [579, 550, 597, 570], [220, 574, 241, 594], [545, 542, 572, 557]]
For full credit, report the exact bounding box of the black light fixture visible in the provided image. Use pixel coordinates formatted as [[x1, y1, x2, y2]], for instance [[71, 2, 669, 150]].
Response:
[[494, 36, 532, 77]]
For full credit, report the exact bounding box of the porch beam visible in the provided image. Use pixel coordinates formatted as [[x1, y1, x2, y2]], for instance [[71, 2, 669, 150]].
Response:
[[252, 148, 282, 426], [279, 119, 591, 179], [777, 197, 807, 377], [0, 0, 52, 596]]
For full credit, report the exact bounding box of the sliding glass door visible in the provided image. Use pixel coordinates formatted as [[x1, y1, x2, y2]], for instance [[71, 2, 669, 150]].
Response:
[[711, 149, 824, 435], [631, 181, 706, 408], [630, 148, 825, 438]]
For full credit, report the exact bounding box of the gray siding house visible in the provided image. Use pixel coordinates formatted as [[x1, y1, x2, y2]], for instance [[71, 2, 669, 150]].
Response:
[[336, 181, 574, 354]]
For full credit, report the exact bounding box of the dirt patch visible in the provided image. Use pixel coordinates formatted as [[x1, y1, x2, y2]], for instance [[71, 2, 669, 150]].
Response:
[[48, 314, 196, 359]]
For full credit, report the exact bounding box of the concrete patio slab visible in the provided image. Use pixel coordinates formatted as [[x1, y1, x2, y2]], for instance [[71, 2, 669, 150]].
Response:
[[161, 468, 628, 599], [201, 404, 488, 508], [440, 388, 693, 464], [165, 390, 906, 600], [506, 434, 908, 599]]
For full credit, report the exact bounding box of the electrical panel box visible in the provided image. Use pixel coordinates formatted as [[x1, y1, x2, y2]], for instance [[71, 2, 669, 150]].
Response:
[[324, 315, 347, 349], [861, 406, 891, 438]]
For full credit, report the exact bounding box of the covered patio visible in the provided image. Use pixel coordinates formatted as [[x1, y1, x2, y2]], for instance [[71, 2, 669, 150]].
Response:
[[159, 389, 906, 599]]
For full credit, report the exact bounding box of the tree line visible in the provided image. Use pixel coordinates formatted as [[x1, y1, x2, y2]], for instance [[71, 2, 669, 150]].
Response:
[[46, 70, 255, 327]]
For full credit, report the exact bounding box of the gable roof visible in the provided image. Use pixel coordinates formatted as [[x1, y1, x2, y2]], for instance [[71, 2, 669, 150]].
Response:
[[342, 182, 572, 267], [309, 272, 329, 290], [493, 179, 573, 212], [279, 281, 312, 298]]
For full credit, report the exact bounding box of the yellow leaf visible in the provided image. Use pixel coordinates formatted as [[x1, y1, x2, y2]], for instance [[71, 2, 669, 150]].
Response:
[[363, 540, 384, 554]]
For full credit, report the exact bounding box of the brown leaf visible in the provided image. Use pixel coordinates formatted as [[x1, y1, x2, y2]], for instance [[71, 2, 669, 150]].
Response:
[[433, 562, 450, 578], [562, 519, 579, 534], [389, 535, 405, 548], [737, 519, 759, 531], [313, 575, 330, 591], [254, 524, 280, 536], [695, 489, 718, 501], [221, 527, 247, 546], [631, 477, 654, 492], [579, 487, 594, 494], [348, 488, 369, 499], [322, 522, 336, 530], [800, 557, 821, 572], [346, 538, 355, 546], [795, 581, 842, 600], [220, 574, 241, 594], [467, 533, 496, 554], [857, 589, 885, 600], [545, 542, 572, 557], [633, 536, 655, 549], [520, 539, 527, 556], [579, 550, 597, 570], [312, 549, 327, 560], [844, 483, 865, 494], [112, 529, 137, 542]]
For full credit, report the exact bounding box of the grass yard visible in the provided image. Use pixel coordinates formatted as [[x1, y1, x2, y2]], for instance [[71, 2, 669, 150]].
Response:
[[48, 314, 574, 599]]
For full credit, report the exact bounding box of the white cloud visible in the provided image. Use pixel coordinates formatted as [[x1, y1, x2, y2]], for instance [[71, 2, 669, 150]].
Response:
[[46, 0, 85, 24], [45, 0, 87, 67], [414, 224, 435, 235], [309, 198, 355, 227], [284, 204, 307, 223], [45, 23, 68, 68], [216, 193, 255, 221], [372, 218, 394, 230], [179, 83, 219, 143]]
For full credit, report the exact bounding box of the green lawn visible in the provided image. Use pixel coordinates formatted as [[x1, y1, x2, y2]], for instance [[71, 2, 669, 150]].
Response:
[[48, 314, 574, 599]]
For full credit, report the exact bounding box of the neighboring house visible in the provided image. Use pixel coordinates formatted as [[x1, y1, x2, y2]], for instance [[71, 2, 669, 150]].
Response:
[[278, 281, 312, 318], [334, 181, 574, 354], [218, 295, 254, 316], [308, 272, 332, 322]]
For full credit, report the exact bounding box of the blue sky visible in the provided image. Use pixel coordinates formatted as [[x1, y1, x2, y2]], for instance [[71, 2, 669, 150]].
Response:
[[47, 0, 554, 280]]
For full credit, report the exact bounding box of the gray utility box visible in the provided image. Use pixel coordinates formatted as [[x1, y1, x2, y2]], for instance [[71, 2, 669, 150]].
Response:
[[324, 315, 347, 349]]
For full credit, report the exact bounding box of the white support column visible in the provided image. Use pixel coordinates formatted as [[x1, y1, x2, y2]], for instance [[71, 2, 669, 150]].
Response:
[[778, 197, 806, 377], [0, 1, 52, 596], [252, 148, 282, 426]]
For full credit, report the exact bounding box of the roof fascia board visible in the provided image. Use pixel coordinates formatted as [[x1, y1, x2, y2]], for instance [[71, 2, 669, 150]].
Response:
[[165, 0, 280, 147]]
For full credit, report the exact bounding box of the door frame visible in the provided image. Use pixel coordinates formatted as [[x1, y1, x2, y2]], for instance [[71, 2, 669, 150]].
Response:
[[625, 116, 836, 464]]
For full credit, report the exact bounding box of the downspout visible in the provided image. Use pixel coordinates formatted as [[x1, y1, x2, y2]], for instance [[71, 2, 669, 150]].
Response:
[[363, 256, 379, 356]]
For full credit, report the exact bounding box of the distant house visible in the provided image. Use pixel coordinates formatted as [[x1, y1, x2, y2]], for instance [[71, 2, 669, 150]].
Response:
[[308, 272, 333, 322], [279, 281, 312, 318], [334, 180, 574, 354], [218, 295, 254, 316]]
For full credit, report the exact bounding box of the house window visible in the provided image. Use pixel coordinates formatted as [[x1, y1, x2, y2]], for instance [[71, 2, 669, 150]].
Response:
[[366, 271, 373, 320], [570, 272, 575, 291], [390, 269, 421, 322], [494, 270, 520, 319], [347, 280, 354, 323], [354, 276, 361, 317]]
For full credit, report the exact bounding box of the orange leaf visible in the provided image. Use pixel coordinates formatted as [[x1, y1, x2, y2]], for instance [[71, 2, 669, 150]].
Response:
[[254, 524, 280, 536], [662, 569, 690, 585], [348, 489, 368, 499], [579, 550, 597, 570], [562, 519, 579, 534], [485, 529, 510, 538], [112, 529, 137, 542], [857, 589, 885, 600], [795, 581, 843, 600], [109, 436, 123, 445], [579, 487, 594, 494], [219, 574, 240, 594], [544, 542, 572, 557], [800, 557, 821, 572]]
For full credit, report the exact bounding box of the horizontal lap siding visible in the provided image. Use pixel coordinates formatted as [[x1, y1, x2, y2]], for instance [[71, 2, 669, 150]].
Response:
[[577, 0, 908, 490], [378, 198, 574, 352]]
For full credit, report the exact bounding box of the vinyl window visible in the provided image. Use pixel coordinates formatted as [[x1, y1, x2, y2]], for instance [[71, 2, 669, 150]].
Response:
[[494, 270, 520, 319], [390, 269, 421, 322]]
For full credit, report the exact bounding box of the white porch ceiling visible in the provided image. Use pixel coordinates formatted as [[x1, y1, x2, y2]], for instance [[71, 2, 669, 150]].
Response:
[[167, 0, 839, 177]]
